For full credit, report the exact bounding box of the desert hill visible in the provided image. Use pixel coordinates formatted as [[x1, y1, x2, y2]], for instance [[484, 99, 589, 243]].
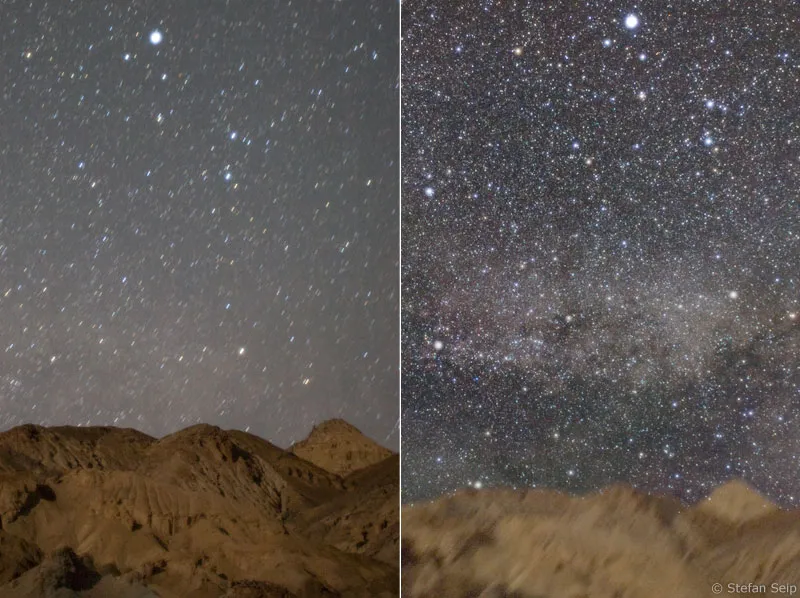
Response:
[[0, 420, 398, 598], [295, 455, 399, 564], [289, 419, 392, 476], [402, 481, 800, 598]]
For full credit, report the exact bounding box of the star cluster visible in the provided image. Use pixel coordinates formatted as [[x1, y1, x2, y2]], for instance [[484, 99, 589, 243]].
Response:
[[0, 0, 399, 447], [402, 1, 799, 503]]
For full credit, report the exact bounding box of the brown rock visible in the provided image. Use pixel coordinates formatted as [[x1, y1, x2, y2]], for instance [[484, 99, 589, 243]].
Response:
[[290, 420, 393, 477], [0, 422, 398, 598], [402, 481, 800, 598]]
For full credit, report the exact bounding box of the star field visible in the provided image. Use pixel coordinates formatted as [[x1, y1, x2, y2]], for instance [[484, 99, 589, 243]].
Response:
[[402, 1, 799, 503], [0, 0, 399, 447]]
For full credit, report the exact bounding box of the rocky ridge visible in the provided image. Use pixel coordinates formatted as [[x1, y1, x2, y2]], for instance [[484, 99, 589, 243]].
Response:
[[290, 419, 393, 477], [0, 420, 398, 598], [402, 481, 800, 598]]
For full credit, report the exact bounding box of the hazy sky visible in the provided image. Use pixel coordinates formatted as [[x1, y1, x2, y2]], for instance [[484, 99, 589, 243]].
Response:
[[0, 0, 399, 448]]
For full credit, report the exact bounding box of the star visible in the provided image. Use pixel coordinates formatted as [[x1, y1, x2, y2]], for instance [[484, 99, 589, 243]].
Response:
[[624, 14, 640, 29]]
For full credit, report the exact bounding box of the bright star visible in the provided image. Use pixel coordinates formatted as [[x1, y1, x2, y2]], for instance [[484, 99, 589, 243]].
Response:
[[149, 30, 163, 45], [624, 14, 639, 29]]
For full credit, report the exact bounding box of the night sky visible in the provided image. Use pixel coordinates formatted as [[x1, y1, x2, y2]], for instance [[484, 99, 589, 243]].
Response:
[[0, 0, 399, 448], [402, 2, 799, 504]]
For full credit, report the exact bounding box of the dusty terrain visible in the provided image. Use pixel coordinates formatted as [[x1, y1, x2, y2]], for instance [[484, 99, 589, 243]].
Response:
[[402, 481, 800, 598], [0, 419, 398, 597]]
